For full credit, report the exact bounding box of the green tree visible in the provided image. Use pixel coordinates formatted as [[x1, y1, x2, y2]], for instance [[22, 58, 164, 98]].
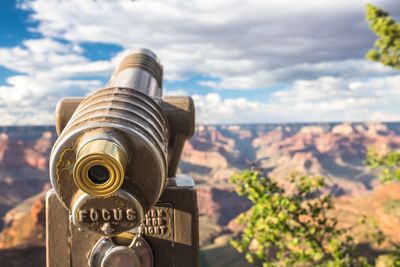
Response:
[[365, 5, 400, 264], [366, 148, 400, 183], [366, 148, 400, 266], [230, 171, 372, 267], [365, 4, 400, 69], [365, 3, 400, 183]]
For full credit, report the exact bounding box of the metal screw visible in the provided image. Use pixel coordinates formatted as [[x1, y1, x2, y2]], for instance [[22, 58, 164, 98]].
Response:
[[101, 223, 114, 235]]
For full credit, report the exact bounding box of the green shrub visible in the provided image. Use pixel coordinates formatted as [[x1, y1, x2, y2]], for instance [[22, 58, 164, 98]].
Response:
[[230, 171, 370, 267]]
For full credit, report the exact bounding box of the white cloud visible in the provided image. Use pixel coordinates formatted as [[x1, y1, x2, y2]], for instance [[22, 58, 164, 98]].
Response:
[[193, 93, 268, 124], [194, 75, 400, 124], [199, 59, 396, 89], [19, 0, 400, 88], [0, 38, 111, 124], [0, 0, 398, 124]]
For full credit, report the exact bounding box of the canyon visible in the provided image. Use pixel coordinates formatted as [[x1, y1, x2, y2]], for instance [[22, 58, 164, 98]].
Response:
[[0, 123, 400, 265]]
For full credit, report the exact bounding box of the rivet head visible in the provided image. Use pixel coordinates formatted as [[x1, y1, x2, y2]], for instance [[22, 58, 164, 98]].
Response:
[[101, 223, 114, 235]]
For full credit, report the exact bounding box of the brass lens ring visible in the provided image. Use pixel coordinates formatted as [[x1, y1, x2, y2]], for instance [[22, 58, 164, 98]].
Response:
[[73, 139, 127, 197]]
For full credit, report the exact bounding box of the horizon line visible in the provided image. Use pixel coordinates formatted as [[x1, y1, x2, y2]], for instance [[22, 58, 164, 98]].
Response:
[[0, 121, 398, 128]]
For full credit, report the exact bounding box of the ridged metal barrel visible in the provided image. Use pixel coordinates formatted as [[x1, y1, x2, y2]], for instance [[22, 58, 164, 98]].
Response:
[[49, 50, 169, 233]]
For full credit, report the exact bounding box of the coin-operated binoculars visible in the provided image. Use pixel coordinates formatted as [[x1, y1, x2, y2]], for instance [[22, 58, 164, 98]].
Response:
[[46, 49, 198, 267]]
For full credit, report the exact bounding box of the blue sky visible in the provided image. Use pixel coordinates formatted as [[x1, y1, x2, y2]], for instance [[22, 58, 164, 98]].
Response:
[[0, 0, 399, 125]]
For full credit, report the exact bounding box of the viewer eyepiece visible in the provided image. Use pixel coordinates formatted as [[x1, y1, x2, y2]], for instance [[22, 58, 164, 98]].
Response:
[[88, 165, 110, 185], [73, 139, 127, 197]]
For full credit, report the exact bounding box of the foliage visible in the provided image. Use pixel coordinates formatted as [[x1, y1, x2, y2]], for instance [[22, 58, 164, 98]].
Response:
[[365, 148, 400, 266], [365, 4, 400, 69], [229, 171, 374, 267], [375, 254, 400, 267], [366, 147, 400, 183], [365, 4, 400, 265]]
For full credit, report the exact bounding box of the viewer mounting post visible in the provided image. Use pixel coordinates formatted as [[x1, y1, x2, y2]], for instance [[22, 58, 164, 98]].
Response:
[[46, 49, 199, 267]]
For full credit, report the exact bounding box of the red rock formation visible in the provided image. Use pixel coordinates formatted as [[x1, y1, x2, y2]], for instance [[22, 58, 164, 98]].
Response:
[[182, 142, 229, 169], [24, 131, 53, 171], [0, 184, 49, 249], [0, 128, 55, 182], [252, 123, 400, 193], [335, 183, 400, 247], [1, 138, 26, 169], [196, 185, 251, 225], [0, 133, 9, 161], [0, 123, 399, 255]]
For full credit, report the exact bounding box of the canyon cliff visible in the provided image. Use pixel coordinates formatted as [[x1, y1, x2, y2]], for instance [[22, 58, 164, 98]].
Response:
[[0, 123, 400, 265]]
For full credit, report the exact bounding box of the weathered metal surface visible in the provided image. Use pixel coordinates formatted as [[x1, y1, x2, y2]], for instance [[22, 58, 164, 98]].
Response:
[[46, 189, 71, 267], [47, 49, 198, 267], [47, 175, 198, 267], [72, 191, 144, 235], [139, 203, 173, 240], [108, 48, 163, 98], [90, 236, 153, 267], [55, 95, 195, 178], [55, 98, 83, 136], [50, 87, 168, 215]]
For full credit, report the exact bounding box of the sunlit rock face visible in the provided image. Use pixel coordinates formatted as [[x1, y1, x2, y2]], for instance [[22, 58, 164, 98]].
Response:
[[0, 184, 49, 249], [0, 127, 54, 231], [0, 186, 48, 267], [0, 127, 55, 181], [196, 186, 251, 225], [24, 131, 53, 171], [0, 123, 400, 264]]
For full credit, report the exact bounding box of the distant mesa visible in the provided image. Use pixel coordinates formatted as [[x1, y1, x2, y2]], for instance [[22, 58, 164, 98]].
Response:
[[299, 125, 327, 135], [367, 122, 389, 136], [332, 123, 356, 135], [331, 122, 389, 136], [0, 184, 49, 249], [0, 123, 399, 261]]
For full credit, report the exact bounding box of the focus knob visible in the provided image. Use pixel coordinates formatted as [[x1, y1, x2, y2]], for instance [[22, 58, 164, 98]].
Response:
[[101, 246, 141, 267], [90, 235, 153, 267]]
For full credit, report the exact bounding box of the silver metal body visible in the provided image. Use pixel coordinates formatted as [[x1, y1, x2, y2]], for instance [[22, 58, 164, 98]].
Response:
[[90, 236, 153, 267], [49, 50, 168, 235], [47, 49, 199, 267], [108, 49, 163, 98]]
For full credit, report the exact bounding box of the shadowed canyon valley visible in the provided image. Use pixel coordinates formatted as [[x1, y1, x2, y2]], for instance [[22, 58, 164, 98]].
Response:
[[0, 123, 400, 266]]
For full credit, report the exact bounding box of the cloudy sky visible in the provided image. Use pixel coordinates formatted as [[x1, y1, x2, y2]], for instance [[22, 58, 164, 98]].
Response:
[[0, 0, 399, 125]]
